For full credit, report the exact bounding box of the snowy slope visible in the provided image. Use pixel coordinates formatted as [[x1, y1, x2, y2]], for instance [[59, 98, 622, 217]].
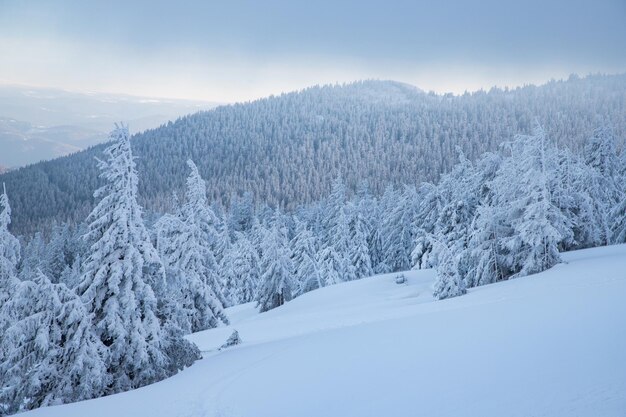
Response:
[[25, 244, 626, 417]]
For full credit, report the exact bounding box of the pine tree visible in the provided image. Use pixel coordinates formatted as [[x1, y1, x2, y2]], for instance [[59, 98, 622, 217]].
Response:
[[77, 124, 171, 393], [495, 123, 572, 277], [410, 183, 441, 270], [329, 204, 357, 281], [381, 186, 418, 271], [154, 159, 229, 333], [19, 232, 45, 280], [432, 241, 466, 300], [464, 204, 505, 287], [0, 271, 108, 413], [316, 244, 344, 287], [291, 219, 322, 295], [42, 223, 72, 283], [348, 202, 373, 279], [583, 126, 622, 244], [0, 183, 19, 306], [256, 224, 294, 312], [220, 232, 260, 305]]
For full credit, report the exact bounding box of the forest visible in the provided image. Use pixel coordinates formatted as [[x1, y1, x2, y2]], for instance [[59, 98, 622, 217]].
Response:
[[1, 74, 625, 235], [0, 106, 624, 412]]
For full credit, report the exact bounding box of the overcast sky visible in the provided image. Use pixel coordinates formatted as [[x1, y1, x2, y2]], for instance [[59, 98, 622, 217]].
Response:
[[1, 0, 625, 102]]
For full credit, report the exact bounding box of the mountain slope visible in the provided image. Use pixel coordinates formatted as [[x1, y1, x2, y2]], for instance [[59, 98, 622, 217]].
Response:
[[24, 244, 626, 417], [2, 75, 625, 234]]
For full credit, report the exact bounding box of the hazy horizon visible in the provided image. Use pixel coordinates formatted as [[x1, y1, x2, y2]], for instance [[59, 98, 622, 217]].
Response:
[[1, 72, 624, 105], [1, 0, 624, 102]]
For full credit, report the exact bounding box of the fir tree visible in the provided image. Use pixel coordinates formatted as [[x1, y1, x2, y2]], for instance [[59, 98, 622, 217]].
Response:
[[0, 183, 19, 306], [0, 271, 108, 414], [256, 224, 294, 312], [291, 219, 322, 295], [432, 241, 466, 300], [77, 124, 172, 393], [220, 232, 260, 305]]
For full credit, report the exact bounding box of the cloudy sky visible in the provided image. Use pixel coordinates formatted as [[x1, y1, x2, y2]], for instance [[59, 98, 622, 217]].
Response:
[[1, 0, 625, 102]]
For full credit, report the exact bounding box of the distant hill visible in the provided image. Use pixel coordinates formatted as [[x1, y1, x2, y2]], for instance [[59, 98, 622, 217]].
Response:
[[1, 75, 625, 235], [0, 85, 220, 167]]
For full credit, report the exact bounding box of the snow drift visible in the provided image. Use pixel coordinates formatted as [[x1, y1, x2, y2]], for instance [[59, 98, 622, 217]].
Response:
[[24, 244, 626, 417]]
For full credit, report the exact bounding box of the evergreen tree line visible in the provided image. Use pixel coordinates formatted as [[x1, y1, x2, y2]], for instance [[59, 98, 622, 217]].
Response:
[[2, 75, 625, 235], [1, 122, 624, 414]]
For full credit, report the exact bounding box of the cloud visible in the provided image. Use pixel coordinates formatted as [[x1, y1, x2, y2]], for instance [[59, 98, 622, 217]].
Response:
[[1, 0, 625, 101]]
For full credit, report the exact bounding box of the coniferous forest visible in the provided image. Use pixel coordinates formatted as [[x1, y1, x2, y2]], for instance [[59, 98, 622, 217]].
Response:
[[1, 75, 624, 235], [2, 0, 626, 414], [0, 76, 624, 412]]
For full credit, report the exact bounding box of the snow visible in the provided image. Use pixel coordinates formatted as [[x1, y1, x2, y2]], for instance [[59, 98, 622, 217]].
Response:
[[23, 244, 626, 417]]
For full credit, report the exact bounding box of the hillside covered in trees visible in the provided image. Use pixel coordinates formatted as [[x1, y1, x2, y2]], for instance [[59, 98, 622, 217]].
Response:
[[1, 74, 625, 235]]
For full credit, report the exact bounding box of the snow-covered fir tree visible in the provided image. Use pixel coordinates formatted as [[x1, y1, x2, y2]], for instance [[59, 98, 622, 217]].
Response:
[[76, 125, 186, 394], [256, 222, 295, 312], [583, 126, 622, 244], [347, 201, 373, 279], [0, 271, 108, 414], [0, 183, 19, 306], [291, 219, 322, 295], [41, 223, 72, 283], [155, 160, 229, 331], [220, 232, 260, 306], [432, 241, 466, 300], [381, 186, 418, 272], [492, 123, 572, 277]]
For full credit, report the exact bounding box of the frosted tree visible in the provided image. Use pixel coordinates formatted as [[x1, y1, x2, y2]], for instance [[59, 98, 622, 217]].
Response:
[[411, 183, 441, 270], [434, 151, 479, 258], [77, 124, 171, 393], [583, 126, 622, 244], [0, 183, 19, 306], [381, 186, 418, 271], [228, 191, 255, 234], [154, 159, 229, 333], [432, 241, 466, 300], [19, 232, 45, 280], [494, 124, 572, 277], [613, 194, 626, 244], [329, 204, 357, 281], [311, 178, 356, 283], [348, 201, 373, 279], [355, 181, 383, 273], [551, 150, 598, 249], [256, 224, 295, 312], [290, 219, 321, 295], [0, 271, 108, 413], [316, 244, 344, 287], [42, 223, 72, 283], [220, 232, 260, 305], [59, 253, 83, 289], [463, 204, 505, 287]]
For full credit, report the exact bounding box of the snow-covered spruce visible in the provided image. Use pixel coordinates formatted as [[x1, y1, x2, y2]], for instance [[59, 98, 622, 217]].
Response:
[[77, 125, 197, 395], [0, 183, 19, 307], [155, 159, 229, 333], [255, 218, 295, 312], [432, 241, 466, 300], [220, 232, 260, 306], [290, 219, 321, 295], [0, 271, 108, 414]]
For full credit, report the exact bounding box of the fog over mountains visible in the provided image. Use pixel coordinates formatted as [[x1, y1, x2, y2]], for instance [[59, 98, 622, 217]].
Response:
[[0, 85, 219, 168], [1, 74, 624, 235]]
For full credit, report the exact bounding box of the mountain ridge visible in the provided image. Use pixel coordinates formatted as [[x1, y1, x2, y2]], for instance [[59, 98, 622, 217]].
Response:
[[2, 74, 625, 235]]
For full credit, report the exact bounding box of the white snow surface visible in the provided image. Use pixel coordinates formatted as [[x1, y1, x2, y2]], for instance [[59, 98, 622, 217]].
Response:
[[24, 244, 626, 417]]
